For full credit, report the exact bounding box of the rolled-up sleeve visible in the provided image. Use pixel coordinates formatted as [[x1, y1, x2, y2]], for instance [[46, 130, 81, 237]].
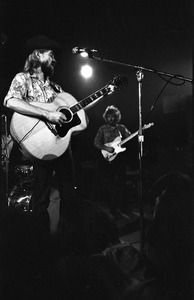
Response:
[[4, 73, 27, 106]]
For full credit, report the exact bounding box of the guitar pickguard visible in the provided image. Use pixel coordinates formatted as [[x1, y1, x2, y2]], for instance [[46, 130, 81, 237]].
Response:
[[56, 113, 81, 137]]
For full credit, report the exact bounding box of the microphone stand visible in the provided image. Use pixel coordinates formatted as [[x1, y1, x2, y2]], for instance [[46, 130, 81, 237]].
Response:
[[136, 70, 144, 255], [86, 53, 193, 256]]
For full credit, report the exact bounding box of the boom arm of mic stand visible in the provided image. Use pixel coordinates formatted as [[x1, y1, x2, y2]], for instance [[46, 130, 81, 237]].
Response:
[[91, 55, 193, 83]]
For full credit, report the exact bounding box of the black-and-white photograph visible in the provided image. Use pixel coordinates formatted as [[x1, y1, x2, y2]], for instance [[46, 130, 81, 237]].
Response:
[[0, 1, 193, 299]]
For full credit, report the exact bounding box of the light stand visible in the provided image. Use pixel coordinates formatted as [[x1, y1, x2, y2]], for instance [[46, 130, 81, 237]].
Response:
[[79, 50, 193, 255]]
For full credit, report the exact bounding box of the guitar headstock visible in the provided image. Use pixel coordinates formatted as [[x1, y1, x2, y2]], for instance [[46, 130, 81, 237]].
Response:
[[107, 74, 128, 94]]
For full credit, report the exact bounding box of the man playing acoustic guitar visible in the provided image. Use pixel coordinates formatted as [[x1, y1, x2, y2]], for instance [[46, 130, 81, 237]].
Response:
[[94, 105, 131, 218], [4, 37, 75, 236]]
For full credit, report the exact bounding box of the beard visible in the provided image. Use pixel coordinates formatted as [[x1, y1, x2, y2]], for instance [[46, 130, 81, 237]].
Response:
[[41, 61, 55, 78], [108, 121, 117, 126], [107, 117, 117, 126]]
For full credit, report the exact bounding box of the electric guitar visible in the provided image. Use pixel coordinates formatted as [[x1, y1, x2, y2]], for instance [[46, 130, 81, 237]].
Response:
[[101, 122, 154, 162], [10, 75, 128, 161]]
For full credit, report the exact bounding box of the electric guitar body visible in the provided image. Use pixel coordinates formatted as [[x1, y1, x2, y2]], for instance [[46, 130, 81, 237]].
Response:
[[101, 123, 154, 162]]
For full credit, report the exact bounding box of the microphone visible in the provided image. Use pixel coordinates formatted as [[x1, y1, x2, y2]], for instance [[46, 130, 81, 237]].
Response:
[[72, 47, 98, 55]]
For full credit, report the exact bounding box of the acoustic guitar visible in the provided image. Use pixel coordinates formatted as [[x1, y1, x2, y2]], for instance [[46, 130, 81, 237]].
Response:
[[10, 75, 128, 161]]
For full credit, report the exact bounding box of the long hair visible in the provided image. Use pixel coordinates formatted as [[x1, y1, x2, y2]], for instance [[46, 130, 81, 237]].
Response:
[[23, 49, 49, 74], [103, 105, 121, 123]]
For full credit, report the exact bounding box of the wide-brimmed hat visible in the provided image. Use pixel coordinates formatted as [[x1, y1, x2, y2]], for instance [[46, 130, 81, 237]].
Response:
[[24, 35, 62, 57]]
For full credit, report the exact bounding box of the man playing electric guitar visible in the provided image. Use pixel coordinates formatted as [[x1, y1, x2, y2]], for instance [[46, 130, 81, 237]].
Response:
[[94, 105, 131, 218]]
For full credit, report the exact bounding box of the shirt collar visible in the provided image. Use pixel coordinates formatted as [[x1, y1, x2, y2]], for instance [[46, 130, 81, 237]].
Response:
[[30, 73, 50, 86], [107, 124, 118, 129]]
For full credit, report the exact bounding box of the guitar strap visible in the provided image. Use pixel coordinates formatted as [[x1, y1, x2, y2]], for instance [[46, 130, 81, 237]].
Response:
[[118, 130, 122, 139], [23, 73, 34, 101], [50, 81, 63, 93]]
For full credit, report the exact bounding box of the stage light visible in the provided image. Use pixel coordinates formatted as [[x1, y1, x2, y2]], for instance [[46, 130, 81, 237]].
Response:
[[80, 64, 93, 79], [80, 52, 89, 58]]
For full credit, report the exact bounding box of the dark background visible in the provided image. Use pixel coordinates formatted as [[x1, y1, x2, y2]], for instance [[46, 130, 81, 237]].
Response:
[[0, 0, 193, 200]]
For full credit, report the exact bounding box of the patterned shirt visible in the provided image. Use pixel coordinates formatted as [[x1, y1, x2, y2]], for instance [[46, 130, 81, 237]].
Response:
[[4, 72, 63, 106], [94, 123, 131, 150]]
